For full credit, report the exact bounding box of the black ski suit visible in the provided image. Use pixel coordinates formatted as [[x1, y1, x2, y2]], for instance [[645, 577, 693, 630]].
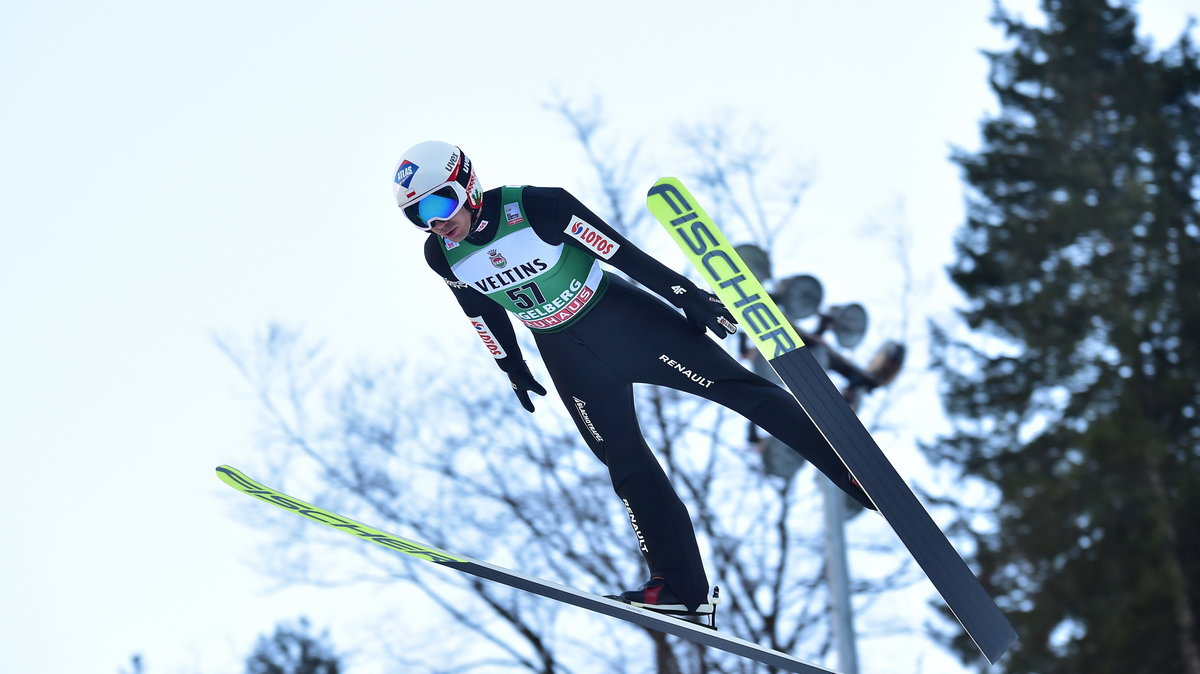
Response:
[[424, 186, 872, 611]]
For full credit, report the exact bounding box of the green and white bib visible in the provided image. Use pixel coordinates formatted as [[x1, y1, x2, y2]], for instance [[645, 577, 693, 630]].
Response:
[[441, 186, 608, 332]]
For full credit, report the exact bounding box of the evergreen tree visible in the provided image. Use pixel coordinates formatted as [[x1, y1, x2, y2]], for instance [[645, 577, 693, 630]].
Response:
[[245, 617, 341, 674], [932, 1, 1200, 672]]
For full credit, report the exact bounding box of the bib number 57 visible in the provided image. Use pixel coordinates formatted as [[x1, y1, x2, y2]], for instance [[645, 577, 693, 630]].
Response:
[[506, 281, 546, 309]]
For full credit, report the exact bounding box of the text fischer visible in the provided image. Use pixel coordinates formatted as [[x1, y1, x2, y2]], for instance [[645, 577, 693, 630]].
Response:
[[650, 183, 798, 358]]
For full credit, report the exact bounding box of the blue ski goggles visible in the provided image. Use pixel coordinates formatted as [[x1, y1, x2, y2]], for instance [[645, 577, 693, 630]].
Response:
[[403, 182, 467, 230]]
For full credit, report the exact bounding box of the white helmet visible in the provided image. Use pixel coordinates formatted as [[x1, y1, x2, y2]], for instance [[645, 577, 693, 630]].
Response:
[[393, 140, 483, 231]]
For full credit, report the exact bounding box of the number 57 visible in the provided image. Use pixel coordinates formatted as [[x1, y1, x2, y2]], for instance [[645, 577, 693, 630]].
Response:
[[506, 281, 546, 309]]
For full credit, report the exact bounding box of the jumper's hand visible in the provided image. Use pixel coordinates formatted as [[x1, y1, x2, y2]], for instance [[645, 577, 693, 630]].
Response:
[[678, 289, 738, 338], [506, 366, 547, 413]]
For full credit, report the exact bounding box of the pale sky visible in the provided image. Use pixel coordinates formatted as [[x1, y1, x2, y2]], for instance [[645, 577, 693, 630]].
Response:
[[2, 1, 1196, 673]]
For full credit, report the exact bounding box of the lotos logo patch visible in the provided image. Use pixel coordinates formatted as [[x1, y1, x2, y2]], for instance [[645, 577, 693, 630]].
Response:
[[395, 160, 418, 188], [469, 317, 507, 359], [566, 216, 620, 259]]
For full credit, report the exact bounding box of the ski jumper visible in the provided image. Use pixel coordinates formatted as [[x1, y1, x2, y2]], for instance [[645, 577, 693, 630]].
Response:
[[424, 186, 873, 610]]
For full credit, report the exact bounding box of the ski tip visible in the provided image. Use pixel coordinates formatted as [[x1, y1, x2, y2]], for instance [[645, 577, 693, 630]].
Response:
[[215, 464, 249, 488], [215, 465, 273, 494], [646, 176, 681, 196]]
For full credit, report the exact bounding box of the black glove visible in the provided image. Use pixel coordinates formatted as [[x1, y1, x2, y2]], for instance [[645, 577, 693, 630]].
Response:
[[676, 288, 738, 338], [501, 361, 547, 413]]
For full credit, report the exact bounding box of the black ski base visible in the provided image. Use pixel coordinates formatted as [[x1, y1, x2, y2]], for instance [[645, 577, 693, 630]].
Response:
[[770, 347, 1018, 662]]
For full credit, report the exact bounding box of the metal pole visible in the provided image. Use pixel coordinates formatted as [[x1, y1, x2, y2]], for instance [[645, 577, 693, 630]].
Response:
[[823, 478, 860, 674]]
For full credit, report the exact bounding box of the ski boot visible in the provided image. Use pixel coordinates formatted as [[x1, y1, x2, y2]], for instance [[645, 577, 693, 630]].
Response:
[[606, 576, 721, 629]]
